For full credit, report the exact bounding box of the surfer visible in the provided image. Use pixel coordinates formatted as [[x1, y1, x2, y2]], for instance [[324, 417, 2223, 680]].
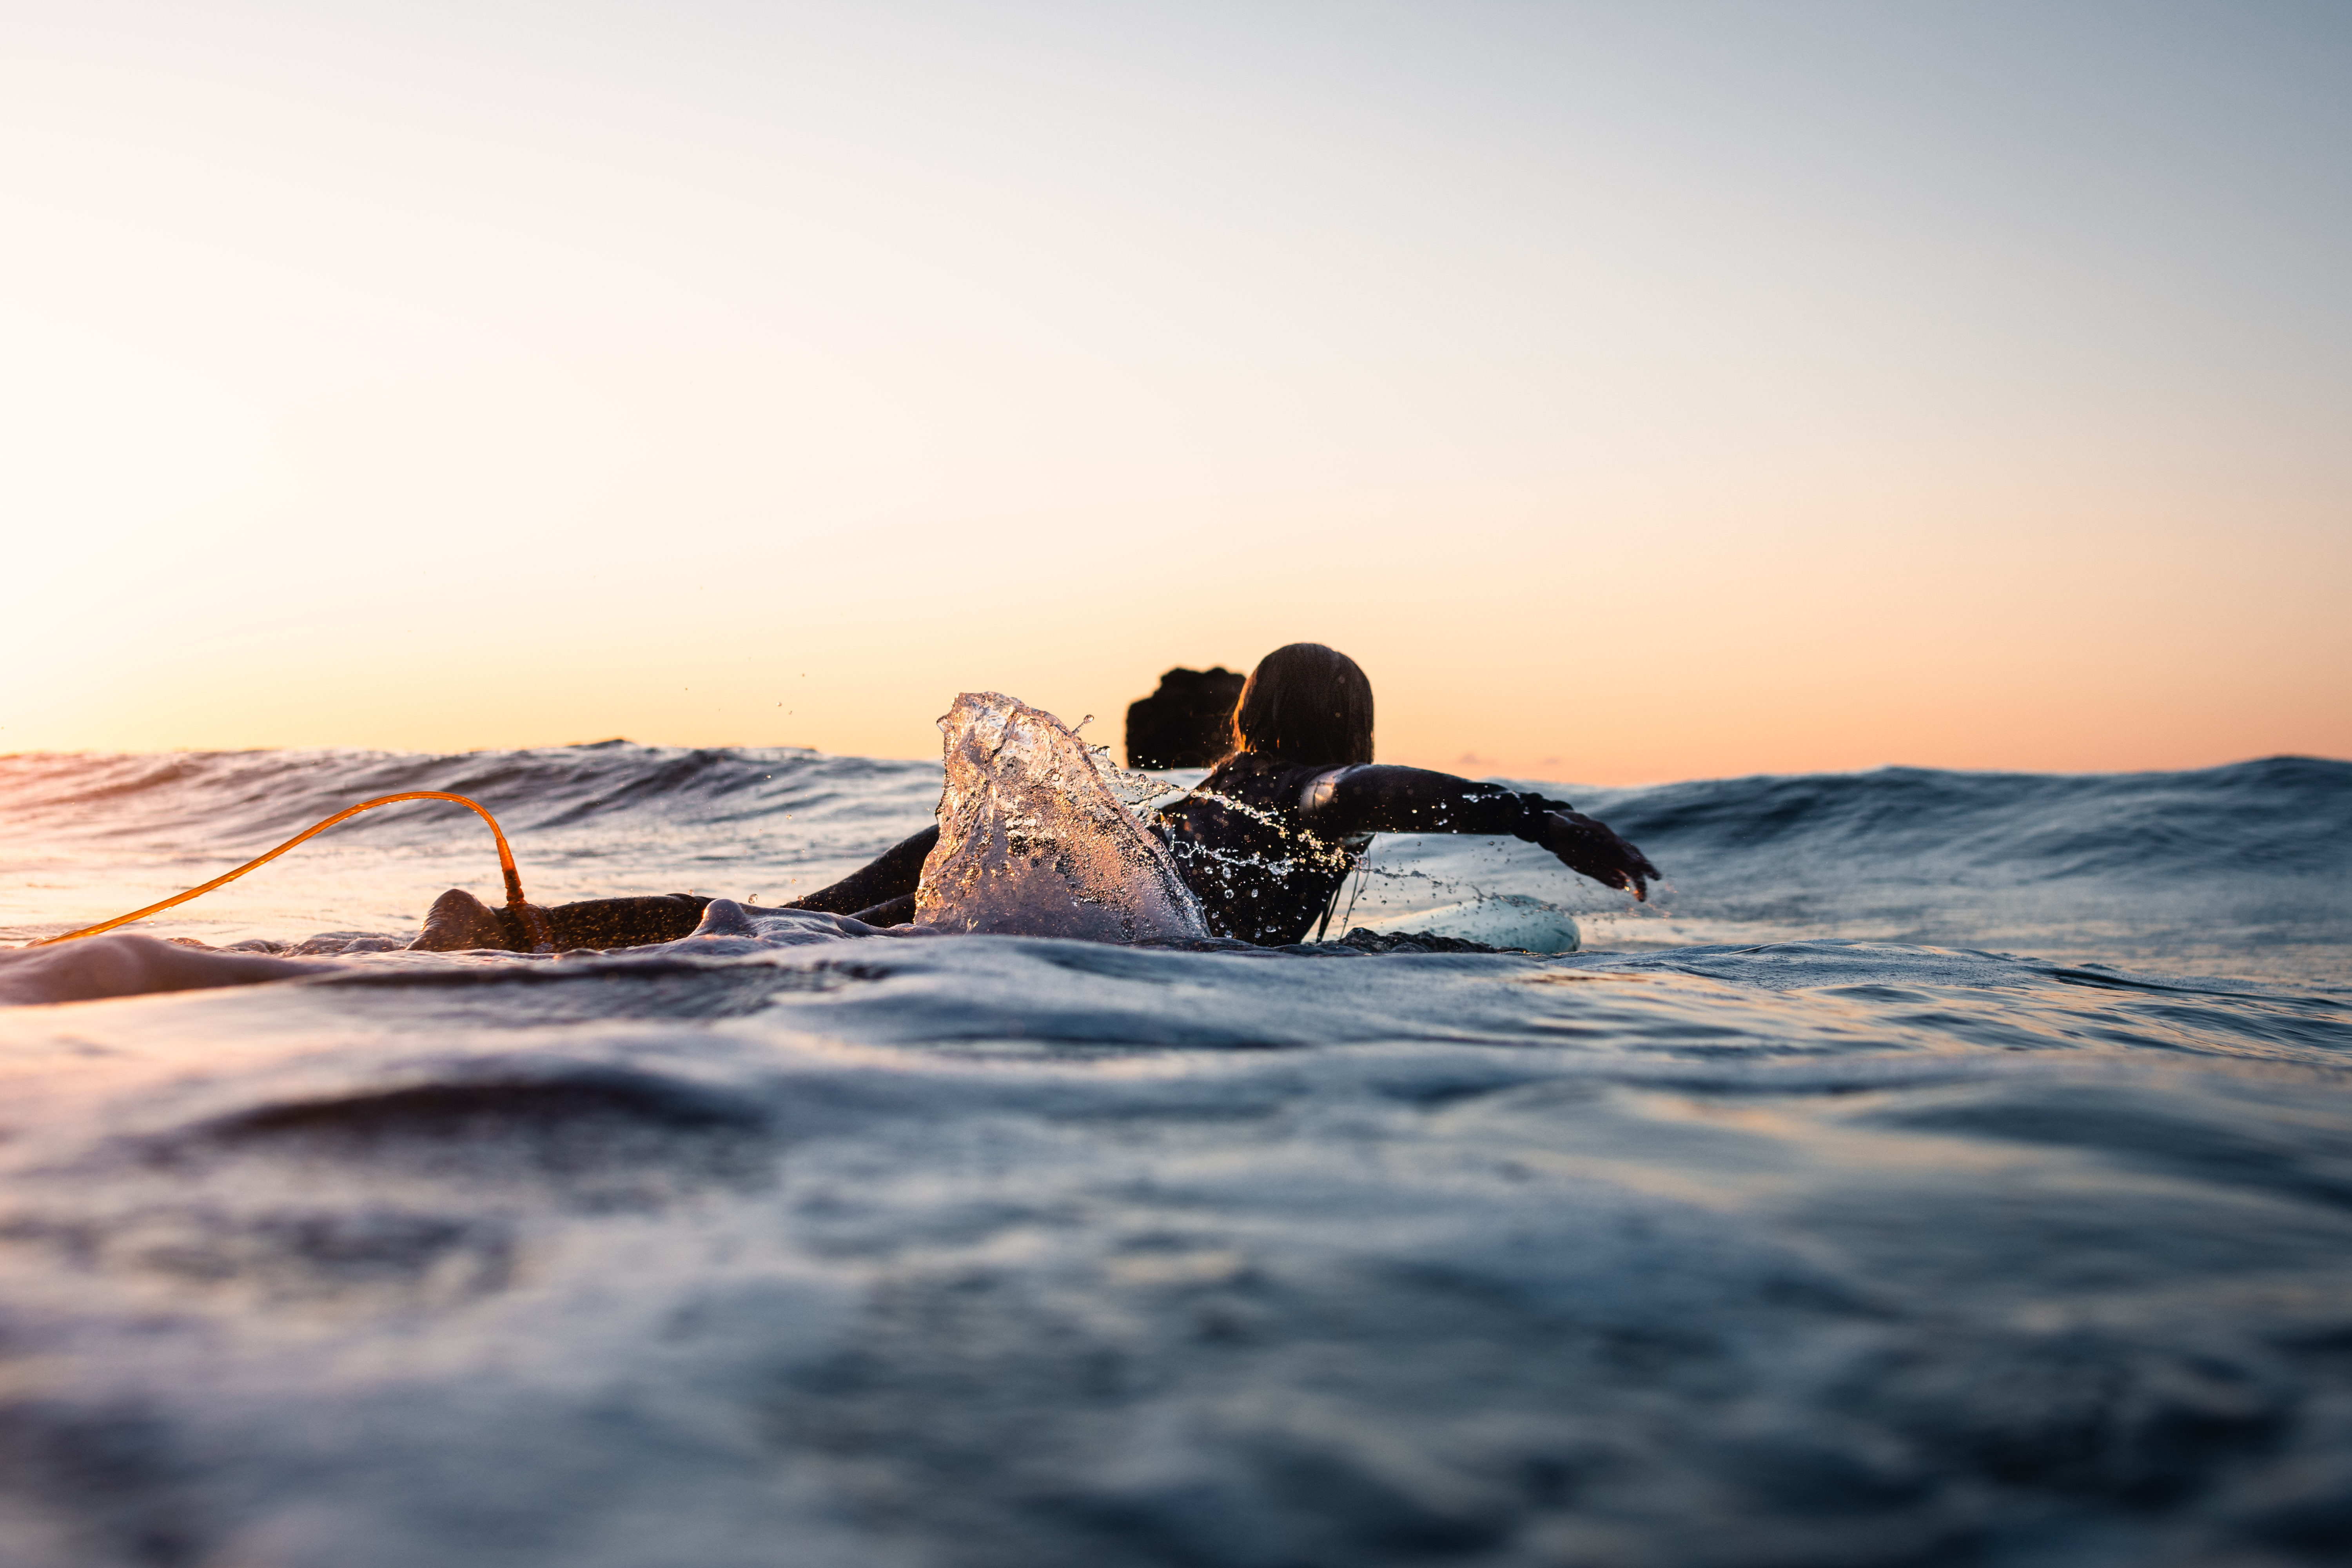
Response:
[[1147, 642, 1655, 944], [410, 643, 1657, 950]]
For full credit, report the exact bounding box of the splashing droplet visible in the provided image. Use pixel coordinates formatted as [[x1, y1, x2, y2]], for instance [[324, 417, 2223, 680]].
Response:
[[916, 693, 1207, 942]]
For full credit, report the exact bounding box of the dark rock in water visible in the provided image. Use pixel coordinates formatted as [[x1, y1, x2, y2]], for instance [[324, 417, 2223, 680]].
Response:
[[1125, 666, 1247, 769]]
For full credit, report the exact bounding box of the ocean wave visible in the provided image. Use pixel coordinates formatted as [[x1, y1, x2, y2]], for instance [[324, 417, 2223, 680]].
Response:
[[1583, 755, 2352, 885], [7, 745, 2344, 927], [2, 920, 2350, 1565], [4, 745, 2351, 1563]]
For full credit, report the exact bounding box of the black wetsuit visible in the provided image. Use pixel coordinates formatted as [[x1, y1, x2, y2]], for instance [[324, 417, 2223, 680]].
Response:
[[1152, 756, 1573, 944], [459, 758, 1581, 950]]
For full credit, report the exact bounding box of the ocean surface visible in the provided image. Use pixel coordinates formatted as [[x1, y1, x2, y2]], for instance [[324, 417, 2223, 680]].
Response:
[[2, 743, 2350, 1567]]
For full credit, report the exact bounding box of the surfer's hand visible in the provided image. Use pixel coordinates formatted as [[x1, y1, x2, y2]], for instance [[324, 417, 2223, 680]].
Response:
[[1536, 810, 1659, 901]]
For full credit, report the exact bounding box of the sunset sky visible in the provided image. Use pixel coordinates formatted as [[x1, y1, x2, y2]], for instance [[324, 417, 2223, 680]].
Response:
[[4, 1, 2345, 783]]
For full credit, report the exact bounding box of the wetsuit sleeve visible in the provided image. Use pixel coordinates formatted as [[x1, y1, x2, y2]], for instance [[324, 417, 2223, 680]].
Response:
[[785, 825, 940, 915], [1296, 766, 1570, 840]]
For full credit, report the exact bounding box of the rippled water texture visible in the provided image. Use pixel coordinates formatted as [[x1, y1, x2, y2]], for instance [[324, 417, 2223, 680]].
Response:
[[2, 746, 2349, 1567]]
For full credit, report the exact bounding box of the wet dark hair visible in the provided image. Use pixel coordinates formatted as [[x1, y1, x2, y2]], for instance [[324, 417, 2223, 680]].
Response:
[[1229, 643, 1375, 766]]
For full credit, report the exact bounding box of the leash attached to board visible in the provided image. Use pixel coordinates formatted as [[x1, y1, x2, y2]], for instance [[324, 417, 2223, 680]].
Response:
[[28, 792, 554, 951]]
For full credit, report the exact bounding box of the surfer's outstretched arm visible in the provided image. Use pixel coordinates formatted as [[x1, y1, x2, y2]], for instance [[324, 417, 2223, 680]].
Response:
[[1298, 765, 1659, 900], [784, 826, 939, 918]]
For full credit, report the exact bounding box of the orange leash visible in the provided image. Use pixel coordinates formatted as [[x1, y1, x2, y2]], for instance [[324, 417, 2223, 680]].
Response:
[[28, 791, 554, 950]]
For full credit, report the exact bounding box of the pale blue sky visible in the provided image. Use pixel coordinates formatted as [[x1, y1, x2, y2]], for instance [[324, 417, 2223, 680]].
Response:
[[4, 2, 2345, 777]]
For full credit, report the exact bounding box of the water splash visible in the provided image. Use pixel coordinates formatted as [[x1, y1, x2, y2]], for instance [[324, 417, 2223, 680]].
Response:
[[1084, 746, 1193, 814], [915, 693, 1209, 942]]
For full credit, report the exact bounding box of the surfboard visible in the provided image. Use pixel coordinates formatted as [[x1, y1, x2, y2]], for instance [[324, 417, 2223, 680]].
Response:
[[1360, 895, 1581, 953]]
